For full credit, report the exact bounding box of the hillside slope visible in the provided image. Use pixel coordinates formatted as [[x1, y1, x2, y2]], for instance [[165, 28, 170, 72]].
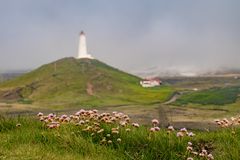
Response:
[[0, 57, 173, 107]]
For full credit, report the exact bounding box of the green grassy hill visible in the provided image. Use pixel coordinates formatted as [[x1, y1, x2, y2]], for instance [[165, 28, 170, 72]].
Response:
[[0, 57, 173, 108]]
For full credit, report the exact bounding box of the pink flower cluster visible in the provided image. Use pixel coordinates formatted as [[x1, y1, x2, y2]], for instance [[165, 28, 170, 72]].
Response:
[[149, 119, 160, 132], [37, 110, 132, 130], [176, 128, 195, 138], [186, 142, 214, 160], [214, 116, 240, 128], [37, 109, 136, 145]]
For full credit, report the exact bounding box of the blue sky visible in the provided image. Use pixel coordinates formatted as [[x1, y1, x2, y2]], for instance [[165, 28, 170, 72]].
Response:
[[0, 0, 240, 73]]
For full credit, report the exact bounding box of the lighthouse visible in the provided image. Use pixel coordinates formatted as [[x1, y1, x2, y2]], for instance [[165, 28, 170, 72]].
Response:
[[77, 31, 93, 59]]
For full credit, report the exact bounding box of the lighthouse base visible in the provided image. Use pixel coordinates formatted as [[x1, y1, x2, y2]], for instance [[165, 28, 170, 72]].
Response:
[[77, 54, 94, 59]]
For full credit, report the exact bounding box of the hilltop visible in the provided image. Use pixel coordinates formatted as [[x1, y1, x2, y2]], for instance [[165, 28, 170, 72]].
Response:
[[0, 58, 173, 108]]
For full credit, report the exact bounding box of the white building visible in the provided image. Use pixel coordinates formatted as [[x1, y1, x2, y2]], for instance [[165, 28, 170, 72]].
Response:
[[193, 88, 199, 91], [140, 77, 162, 88], [77, 31, 94, 59]]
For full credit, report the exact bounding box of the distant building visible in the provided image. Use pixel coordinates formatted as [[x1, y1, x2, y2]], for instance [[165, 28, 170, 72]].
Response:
[[140, 77, 162, 88], [193, 88, 199, 91]]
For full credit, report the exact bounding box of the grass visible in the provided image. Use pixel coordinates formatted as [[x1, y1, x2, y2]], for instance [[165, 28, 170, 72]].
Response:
[[174, 86, 240, 106], [0, 58, 174, 108], [0, 113, 240, 160]]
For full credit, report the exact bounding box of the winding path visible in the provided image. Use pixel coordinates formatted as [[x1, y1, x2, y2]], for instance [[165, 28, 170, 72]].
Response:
[[163, 92, 181, 104]]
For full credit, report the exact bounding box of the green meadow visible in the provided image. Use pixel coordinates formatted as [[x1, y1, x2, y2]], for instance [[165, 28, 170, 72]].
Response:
[[0, 115, 239, 160], [174, 86, 240, 106]]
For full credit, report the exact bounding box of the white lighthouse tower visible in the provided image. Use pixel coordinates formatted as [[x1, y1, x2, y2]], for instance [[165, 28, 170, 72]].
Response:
[[77, 31, 93, 59]]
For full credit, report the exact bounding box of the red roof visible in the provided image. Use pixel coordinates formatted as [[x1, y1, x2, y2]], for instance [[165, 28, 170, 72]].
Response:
[[142, 77, 161, 82]]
